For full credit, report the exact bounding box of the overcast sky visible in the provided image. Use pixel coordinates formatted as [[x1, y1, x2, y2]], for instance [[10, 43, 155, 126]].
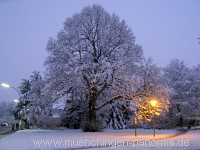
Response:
[[0, 0, 200, 102]]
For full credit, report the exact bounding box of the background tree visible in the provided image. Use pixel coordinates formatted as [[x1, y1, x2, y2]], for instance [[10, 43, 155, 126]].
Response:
[[163, 59, 200, 127], [18, 72, 52, 127]]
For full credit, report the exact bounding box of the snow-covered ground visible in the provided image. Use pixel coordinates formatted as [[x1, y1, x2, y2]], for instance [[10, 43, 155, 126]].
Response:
[[0, 129, 199, 150]]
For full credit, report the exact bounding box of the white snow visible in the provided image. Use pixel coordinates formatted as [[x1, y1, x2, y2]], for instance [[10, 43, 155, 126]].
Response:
[[0, 129, 200, 150]]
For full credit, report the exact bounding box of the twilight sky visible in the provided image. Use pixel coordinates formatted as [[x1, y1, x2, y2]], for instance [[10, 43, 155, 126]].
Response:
[[0, 0, 200, 102]]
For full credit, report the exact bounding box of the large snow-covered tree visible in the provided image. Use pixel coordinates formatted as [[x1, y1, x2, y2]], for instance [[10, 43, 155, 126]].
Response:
[[45, 5, 143, 131]]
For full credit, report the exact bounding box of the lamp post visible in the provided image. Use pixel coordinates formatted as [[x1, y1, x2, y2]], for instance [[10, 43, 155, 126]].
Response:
[[149, 99, 159, 137], [134, 108, 138, 136], [137, 97, 167, 137]]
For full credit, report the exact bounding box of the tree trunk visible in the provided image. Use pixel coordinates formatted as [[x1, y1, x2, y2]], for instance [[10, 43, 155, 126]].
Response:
[[88, 85, 97, 131]]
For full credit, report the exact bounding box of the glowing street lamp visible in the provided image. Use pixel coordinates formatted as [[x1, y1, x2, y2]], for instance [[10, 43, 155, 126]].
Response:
[[136, 96, 169, 137], [13, 99, 20, 104], [149, 99, 158, 107], [0, 82, 11, 88], [0, 82, 20, 96]]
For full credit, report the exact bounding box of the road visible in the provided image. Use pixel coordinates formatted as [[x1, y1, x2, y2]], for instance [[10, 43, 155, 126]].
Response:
[[0, 126, 12, 139]]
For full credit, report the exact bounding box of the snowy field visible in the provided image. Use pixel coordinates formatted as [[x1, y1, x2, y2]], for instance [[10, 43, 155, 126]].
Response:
[[0, 129, 199, 150]]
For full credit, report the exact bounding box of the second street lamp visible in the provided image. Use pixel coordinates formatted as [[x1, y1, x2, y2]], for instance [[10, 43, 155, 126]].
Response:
[[13, 99, 20, 104], [0, 82, 11, 88], [0, 82, 20, 96]]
